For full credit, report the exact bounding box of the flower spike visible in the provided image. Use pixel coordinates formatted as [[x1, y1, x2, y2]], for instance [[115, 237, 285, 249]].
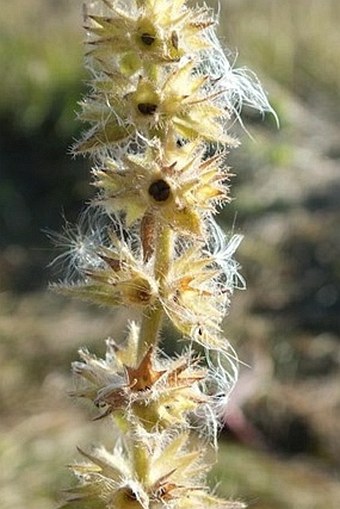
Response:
[[56, 0, 274, 508]]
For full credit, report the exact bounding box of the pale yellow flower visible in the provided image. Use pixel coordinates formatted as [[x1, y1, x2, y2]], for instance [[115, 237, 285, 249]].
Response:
[[94, 139, 230, 236], [61, 431, 246, 509], [160, 244, 228, 351], [85, 0, 213, 71], [74, 60, 236, 154]]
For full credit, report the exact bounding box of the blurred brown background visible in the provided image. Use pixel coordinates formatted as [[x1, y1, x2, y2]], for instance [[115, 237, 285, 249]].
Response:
[[0, 1, 339, 508]]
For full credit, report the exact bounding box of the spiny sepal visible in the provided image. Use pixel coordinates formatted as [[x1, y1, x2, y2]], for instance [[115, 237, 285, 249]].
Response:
[[74, 61, 237, 156], [53, 233, 158, 309], [94, 139, 231, 237], [84, 0, 214, 71], [61, 431, 245, 509], [160, 244, 229, 351], [72, 330, 207, 429]]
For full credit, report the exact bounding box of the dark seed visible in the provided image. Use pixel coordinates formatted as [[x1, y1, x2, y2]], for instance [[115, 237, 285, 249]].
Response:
[[148, 179, 171, 202], [141, 32, 156, 46], [137, 103, 158, 115], [124, 489, 138, 501], [171, 30, 179, 49]]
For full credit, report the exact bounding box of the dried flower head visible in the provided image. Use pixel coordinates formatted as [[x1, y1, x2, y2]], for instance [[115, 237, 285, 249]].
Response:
[[72, 328, 207, 430]]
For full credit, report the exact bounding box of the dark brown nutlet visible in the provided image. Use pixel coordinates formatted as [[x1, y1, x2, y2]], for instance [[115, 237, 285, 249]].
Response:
[[141, 33, 156, 46], [171, 31, 179, 50], [148, 179, 171, 202], [137, 103, 158, 115]]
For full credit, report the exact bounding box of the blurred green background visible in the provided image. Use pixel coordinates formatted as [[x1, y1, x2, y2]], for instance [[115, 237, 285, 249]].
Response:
[[0, 1, 339, 508]]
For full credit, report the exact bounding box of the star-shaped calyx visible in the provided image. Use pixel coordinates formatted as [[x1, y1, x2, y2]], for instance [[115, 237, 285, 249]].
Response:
[[125, 346, 166, 391], [72, 336, 207, 429]]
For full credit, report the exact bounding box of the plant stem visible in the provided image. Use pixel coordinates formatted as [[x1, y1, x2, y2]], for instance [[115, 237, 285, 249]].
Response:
[[134, 225, 172, 481], [133, 442, 149, 484], [137, 223, 172, 360]]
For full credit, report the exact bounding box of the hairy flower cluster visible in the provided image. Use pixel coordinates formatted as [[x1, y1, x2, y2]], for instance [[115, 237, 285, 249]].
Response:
[[57, 1, 273, 508], [72, 326, 206, 429], [64, 431, 245, 509]]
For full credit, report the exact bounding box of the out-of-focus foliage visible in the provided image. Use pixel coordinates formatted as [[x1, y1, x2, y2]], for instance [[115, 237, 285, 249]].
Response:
[[219, 0, 340, 113], [0, 0, 88, 289], [0, 0, 83, 133]]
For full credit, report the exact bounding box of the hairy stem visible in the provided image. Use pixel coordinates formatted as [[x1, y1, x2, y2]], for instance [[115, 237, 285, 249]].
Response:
[[134, 224, 173, 479], [137, 223, 172, 360], [133, 442, 149, 484]]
